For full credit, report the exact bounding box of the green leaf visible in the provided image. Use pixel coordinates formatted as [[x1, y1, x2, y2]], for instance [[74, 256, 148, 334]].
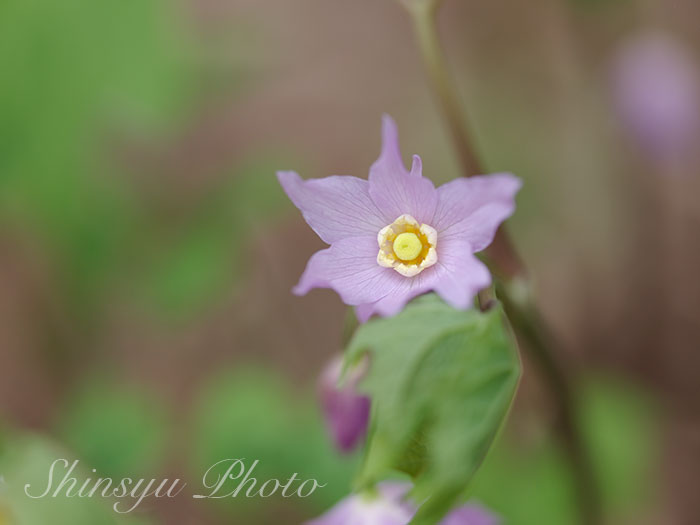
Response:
[[468, 377, 658, 524], [190, 367, 359, 520], [0, 432, 153, 525], [136, 154, 293, 320], [467, 433, 577, 525], [578, 378, 657, 517], [346, 294, 520, 524], [57, 381, 169, 480], [0, 0, 191, 312]]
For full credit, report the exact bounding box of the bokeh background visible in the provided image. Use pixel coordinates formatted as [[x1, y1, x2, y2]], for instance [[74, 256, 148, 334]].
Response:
[[0, 0, 698, 523]]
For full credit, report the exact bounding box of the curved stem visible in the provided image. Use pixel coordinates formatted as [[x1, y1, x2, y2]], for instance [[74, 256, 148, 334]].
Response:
[[410, 0, 483, 178], [401, 3, 602, 524]]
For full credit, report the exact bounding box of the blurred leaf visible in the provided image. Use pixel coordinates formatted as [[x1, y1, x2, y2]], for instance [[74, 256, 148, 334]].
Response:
[[225, 156, 293, 226], [137, 154, 291, 319], [0, 432, 153, 525], [190, 367, 359, 520], [469, 377, 658, 524], [346, 295, 520, 524], [0, 0, 192, 310], [57, 382, 169, 480], [143, 224, 235, 318], [579, 378, 657, 516], [468, 432, 577, 524]]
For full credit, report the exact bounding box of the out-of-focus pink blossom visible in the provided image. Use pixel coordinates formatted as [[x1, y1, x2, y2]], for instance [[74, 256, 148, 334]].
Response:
[[612, 32, 700, 162]]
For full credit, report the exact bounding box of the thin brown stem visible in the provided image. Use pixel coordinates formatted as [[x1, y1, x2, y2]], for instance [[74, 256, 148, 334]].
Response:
[[401, 3, 602, 523]]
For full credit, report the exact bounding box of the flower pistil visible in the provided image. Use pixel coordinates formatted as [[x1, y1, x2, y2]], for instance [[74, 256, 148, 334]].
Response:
[[377, 214, 438, 277]]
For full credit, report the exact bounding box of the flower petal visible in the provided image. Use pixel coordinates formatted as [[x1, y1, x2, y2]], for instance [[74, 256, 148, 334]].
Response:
[[368, 116, 438, 224], [440, 503, 500, 525], [294, 236, 406, 306], [433, 173, 521, 252], [355, 237, 491, 321], [306, 482, 415, 525], [354, 302, 377, 324], [354, 268, 439, 322], [433, 236, 491, 310], [277, 171, 387, 245]]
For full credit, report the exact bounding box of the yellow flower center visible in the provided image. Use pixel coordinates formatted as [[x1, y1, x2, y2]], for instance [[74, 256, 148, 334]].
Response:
[[393, 232, 422, 261], [376, 214, 438, 277]]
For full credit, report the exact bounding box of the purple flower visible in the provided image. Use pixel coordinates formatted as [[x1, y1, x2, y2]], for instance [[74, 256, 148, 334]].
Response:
[[319, 354, 371, 453], [441, 503, 500, 525], [277, 116, 520, 321], [612, 32, 700, 162], [306, 482, 415, 525], [306, 482, 499, 525]]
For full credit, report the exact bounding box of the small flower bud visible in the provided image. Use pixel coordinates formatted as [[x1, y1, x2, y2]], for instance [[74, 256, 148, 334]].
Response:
[[318, 354, 371, 453]]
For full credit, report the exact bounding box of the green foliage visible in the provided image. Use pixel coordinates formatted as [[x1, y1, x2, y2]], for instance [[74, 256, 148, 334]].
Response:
[[190, 367, 359, 520], [137, 155, 292, 319], [0, 0, 191, 310], [0, 433, 153, 525], [57, 382, 170, 480], [0, 0, 294, 324], [468, 431, 578, 524], [579, 378, 657, 517], [469, 377, 657, 524], [346, 295, 521, 524]]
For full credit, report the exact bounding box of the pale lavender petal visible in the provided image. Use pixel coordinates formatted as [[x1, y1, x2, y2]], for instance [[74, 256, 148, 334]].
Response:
[[278, 171, 387, 244], [319, 355, 371, 453], [294, 236, 406, 306], [374, 115, 409, 180], [433, 174, 521, 252], [376, 482, 413, 505], [612, 32, 700, 161], [355, 268, 440, 322], [294, 248, 333, 293], [354, 302, 377, 323], [279, 119, 519, 321], [440, 503, 500, 525], [368, 116, 439, 224], [433, 237, 491, 310], [307, 483, 415, 525], [355, 237, 490, 321]]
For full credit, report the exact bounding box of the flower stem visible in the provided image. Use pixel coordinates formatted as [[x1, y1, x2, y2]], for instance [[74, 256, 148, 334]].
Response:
[[409, 0, 482, 178], [401, 3, 602, 523]]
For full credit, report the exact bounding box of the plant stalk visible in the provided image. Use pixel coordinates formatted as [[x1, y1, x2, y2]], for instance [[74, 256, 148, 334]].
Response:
[[403, 2, 602, 523]]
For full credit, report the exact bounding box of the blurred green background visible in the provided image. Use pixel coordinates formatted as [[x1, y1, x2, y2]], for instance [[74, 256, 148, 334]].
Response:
[[0, 0, 698, 523]]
